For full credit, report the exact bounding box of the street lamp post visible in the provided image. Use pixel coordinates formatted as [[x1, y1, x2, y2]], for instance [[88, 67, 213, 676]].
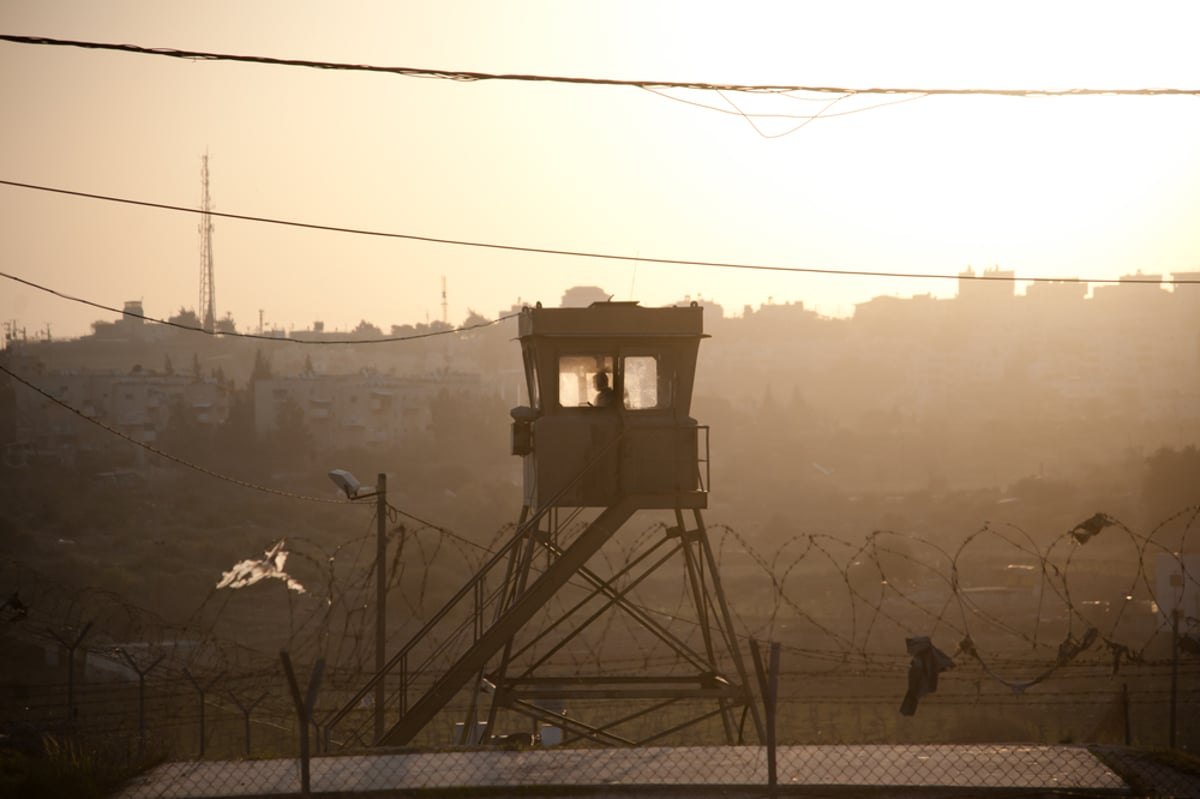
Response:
[[329, 469, 388, 742], [373, 473, 386, 742]]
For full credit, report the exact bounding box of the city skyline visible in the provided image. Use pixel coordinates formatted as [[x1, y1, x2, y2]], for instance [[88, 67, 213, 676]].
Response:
[[4, 260, 1199, 346], [7, 257, 1197, 498]]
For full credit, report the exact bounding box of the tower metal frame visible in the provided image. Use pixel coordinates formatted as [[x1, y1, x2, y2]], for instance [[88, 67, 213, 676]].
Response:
[[323, 303, 763, 750]]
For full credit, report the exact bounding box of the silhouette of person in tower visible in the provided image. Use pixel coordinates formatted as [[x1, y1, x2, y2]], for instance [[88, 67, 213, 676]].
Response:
[[592, 370, 616, 407]]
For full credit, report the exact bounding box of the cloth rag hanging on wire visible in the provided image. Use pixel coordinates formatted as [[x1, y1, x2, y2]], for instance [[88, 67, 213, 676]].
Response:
[[900, 636, 955, 716]]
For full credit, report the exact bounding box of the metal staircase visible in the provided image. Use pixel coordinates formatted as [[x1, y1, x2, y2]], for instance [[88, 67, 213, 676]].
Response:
[[324, 493, 762, 748]]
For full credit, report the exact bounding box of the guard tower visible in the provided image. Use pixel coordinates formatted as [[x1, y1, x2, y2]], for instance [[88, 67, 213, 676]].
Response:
[[511, 300, 708, 509], [325, 301, 762, 749]]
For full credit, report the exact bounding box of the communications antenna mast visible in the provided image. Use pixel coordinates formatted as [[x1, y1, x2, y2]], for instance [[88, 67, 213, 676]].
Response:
[[198, 153, 217, 333], [441, 275, 448, 324]]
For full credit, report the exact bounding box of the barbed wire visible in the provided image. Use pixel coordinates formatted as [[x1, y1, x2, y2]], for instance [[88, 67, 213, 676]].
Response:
[[3, 507, 1198, 756], [8, 505, 1198, 673]]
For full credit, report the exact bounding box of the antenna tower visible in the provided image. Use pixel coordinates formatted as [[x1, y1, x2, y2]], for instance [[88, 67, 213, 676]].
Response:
[[198, 153, 217, 333], [441, 275, 448, 324]]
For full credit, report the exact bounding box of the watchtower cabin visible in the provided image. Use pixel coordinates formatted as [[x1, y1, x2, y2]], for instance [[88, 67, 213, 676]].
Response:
[[510, 300, 708, 510], [326, 301, 762, 750]]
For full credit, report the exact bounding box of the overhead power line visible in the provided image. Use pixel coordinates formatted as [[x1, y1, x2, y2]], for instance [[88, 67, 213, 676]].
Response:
[[3, 34, 1199, 97], [3, 179, 1196, 286]]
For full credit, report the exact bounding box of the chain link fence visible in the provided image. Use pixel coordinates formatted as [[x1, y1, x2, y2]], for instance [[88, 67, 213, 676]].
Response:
[[4, 641, 1192, 797], [114, 743, 1200, 797], [3, 508, 1199, 796]]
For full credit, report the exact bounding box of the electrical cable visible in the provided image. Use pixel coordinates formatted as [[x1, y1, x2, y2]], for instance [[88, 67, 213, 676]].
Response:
[[3, 35, 1199, 97], [716, 87, 855, 138], [3, 180, 1196, 286], [642, 87, 929, 121]]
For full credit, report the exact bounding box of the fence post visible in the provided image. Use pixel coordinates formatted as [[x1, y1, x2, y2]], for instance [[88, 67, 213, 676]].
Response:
[[281, 650, 325, 798], [184, 669, 225, 758], [118, 649, 165, 759], [767, 642, 781, 789], [1122, 683, 1131, 746], [750, 639, 780, 790], [228, 689, 269, 757], [1169, 609, 1179, 749], [48, 621, 92, 726]]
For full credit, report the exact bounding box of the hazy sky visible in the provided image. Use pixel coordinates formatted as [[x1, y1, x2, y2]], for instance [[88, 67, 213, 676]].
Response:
[[3, 1, 1200, 339]]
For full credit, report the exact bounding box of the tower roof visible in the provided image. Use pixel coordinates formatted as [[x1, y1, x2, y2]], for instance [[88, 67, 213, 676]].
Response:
[[518, 301, 706, 339]]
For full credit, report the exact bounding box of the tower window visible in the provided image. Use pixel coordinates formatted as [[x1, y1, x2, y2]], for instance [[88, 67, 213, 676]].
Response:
[[622, 355, 668, 410], [558, 354, 614, 407]]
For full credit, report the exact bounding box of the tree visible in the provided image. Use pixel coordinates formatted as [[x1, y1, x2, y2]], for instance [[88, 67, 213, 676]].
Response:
[[250, 348, 273, 382], [168, 307, 203, 329], [214, 387, 260, 470], [0, 370, 16, 446], [761, 384, 778, 416], [268, 397, 312, 469], [1142, 446, 1200, 524], [461, 310, 489, 328], [160, 396, 207, 461], [560, 285, 610, 307], [352, 320, 383, 338]]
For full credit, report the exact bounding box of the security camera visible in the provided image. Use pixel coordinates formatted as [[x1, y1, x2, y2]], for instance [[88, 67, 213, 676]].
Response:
[[328, 469, 365, 499]]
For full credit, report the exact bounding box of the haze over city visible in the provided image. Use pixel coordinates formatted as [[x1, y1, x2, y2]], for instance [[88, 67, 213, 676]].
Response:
[[3, 1, 1200, 339], [3, 3, 1200, 794]]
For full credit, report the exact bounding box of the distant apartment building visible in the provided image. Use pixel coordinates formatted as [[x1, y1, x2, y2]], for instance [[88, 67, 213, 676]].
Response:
[[4, 276, 1195, 472], [1037, 271, 1200, 421], [253, 371, 482, 451], [837, 268, 1200, 424], [5, 367, 230, 466], [956, 265, 1017, 305]]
